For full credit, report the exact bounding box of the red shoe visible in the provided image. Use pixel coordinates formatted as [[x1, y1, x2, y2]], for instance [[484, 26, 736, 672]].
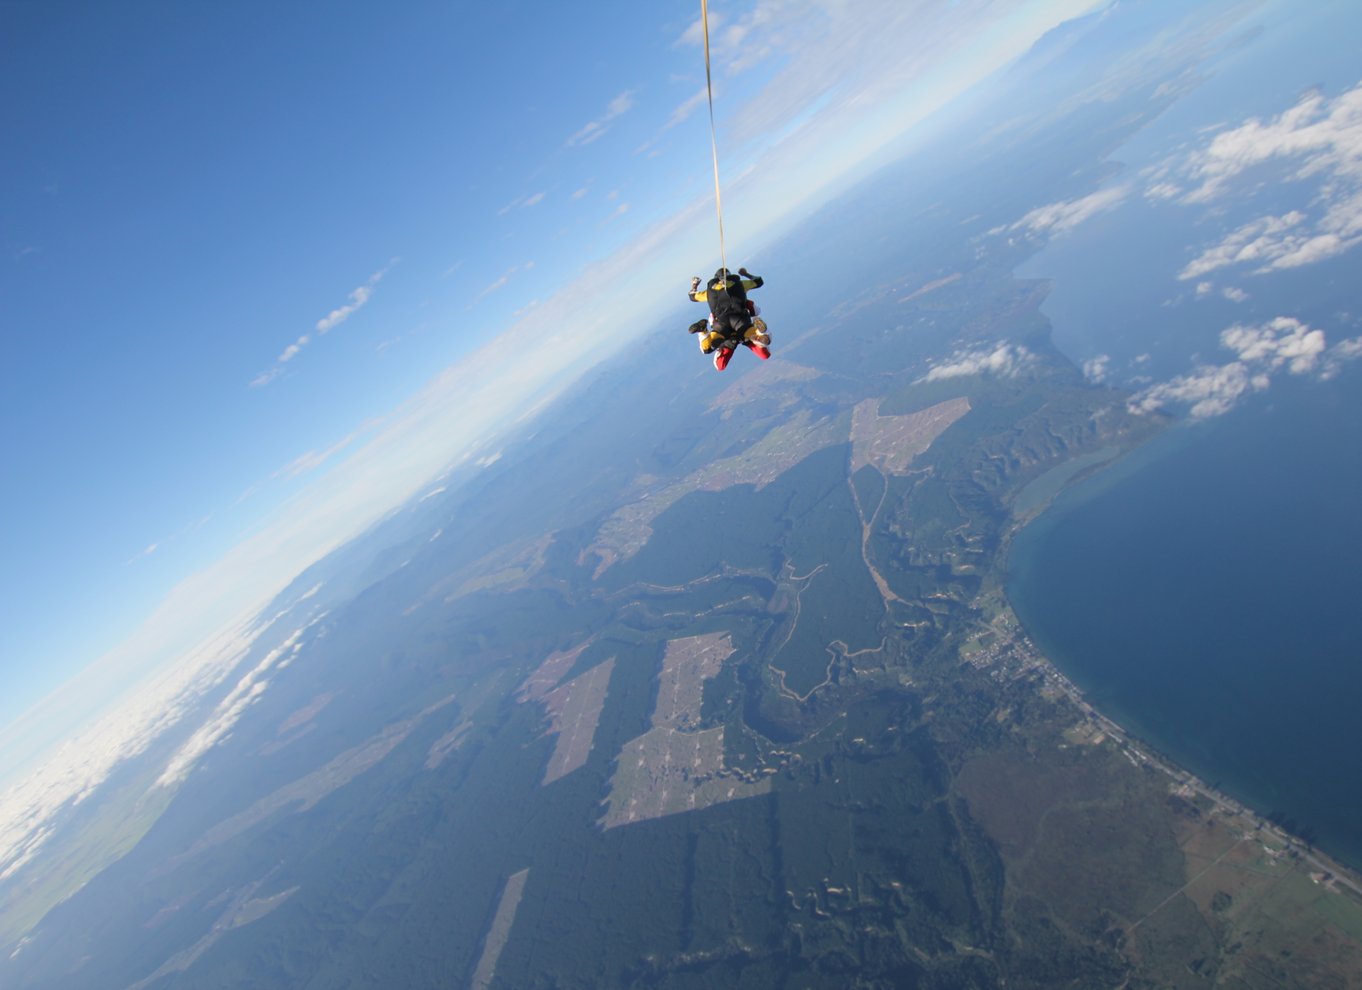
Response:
[[746, 343, 771, 360], [714, 347, 734, 371]]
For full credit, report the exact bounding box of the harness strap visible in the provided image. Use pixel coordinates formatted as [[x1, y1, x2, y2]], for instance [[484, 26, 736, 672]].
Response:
[[700, 0, 728, 279]]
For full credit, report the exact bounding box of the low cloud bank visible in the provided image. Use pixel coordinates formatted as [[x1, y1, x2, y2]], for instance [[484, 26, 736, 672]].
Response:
[[1129, 316, 1361, 420]]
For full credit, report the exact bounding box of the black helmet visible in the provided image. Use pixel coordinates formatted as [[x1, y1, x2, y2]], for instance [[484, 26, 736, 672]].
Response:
[[714, 267, 730, 279]]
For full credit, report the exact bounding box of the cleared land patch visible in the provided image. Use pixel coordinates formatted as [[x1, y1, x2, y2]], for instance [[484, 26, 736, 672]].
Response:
[[850, 396, 971, 475], [470, 868, 530, 990], [425, 720, 473, 770], [175, 695, 456, 864], [897, 272, 962, 303], [127, 877, 298, 990], [588, 412, 844, 572], [602, 726, 770, 828], [708, 360, 820, 416], [517, 639, 594, 703], [653, 633, 734, 730], [601, 633, 770, 828], [540, 658, 615, 785], [275, 692, 335, 736]]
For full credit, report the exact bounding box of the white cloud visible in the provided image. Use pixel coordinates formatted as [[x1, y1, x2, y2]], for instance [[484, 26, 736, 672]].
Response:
[[0, 607, 269, 884], [1268, 231, 1353, 269], [566, 90, 636, 147], [675, 9, 723, 49], [124, 516, 210, 569], [1009, 185, 1130, 237], [474, 262, 533, 302], [1, 825, 53, 883], [666, 87, 709, 131], [278, 336, 309, 362], [921, 343, 1034, 381], [316, 285, 372, 334], [635, 85, 713, 156], [502, 192, 547, 214], [1179, 211, 1308, 279], [700, 0, 1107, 187], [682, 0, 787, 69], [155, 621, 315, 787], [1083, 354, 1111, 383], [1166, 81, 1362, 278], [1128, 361, 1261, 420], [1130, 316, 1338, 419], [251, 260, 398, 387], [317, 260, 397, 334], [1330, 337, 1362, 360], [1220, 317, 1326, 375], [273, 422, 378, 481], [1321, 335, 1362, 380], [1181, 84, 1362, 203], [1190, 280, 1248, 302], [126, 542, 159, 565], [0, 578, 334, 890], [478, 274, 510, 298], [249, 366, 284, 389]]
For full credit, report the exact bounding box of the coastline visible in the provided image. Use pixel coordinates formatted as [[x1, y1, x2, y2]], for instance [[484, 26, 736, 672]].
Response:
[[995, 447, 1362, 907], [1022, 633, 1362, 904]]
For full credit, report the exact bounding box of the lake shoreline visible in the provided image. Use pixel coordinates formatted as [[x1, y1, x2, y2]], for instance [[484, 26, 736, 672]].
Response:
[[998, 441, 1362, 901]]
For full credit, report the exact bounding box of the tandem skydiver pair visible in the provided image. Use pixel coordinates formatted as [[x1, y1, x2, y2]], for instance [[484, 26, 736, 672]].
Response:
[[686, 267, 770, 371]]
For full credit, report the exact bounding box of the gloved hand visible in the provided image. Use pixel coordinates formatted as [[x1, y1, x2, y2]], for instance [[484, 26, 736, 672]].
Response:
[[738, 267, 751, 277], [690, 276, 702, 289]]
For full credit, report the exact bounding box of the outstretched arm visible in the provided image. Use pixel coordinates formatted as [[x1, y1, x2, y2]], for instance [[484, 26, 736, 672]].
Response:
[[738, 267, 763, 290], [688, 275, 706, 302]]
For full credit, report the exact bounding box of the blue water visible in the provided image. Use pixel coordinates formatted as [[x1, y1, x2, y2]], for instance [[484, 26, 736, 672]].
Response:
[[1008, 371, 1362, 867]]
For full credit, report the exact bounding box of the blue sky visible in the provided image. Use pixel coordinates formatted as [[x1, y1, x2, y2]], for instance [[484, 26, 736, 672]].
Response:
[[0, 0, 1113, 756]]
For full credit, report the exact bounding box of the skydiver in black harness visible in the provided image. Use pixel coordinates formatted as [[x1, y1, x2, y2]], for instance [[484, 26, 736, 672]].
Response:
[[687, 267, 770, 371]]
